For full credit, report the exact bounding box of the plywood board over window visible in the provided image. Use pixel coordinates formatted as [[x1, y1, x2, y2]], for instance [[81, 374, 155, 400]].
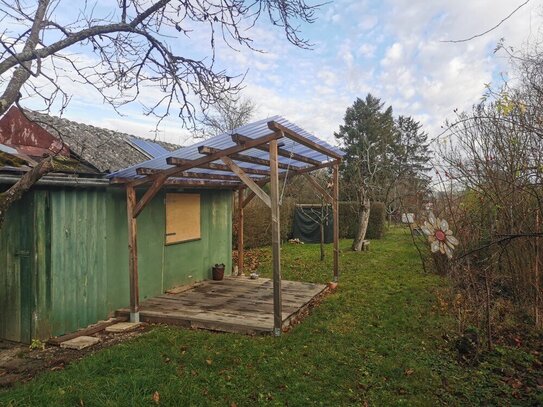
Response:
[[165, 193, 201, 244]]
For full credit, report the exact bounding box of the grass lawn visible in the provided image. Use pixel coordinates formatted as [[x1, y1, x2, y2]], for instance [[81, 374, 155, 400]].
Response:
[[1, 227, 541, 406]]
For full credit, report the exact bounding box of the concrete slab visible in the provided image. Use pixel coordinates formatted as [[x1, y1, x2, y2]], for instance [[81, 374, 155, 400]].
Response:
[[60, 336, 100, 350], [105, 322, 142, 333]]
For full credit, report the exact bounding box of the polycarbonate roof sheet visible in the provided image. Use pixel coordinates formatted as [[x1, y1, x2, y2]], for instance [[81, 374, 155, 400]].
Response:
[[109, 115, 344, 180]]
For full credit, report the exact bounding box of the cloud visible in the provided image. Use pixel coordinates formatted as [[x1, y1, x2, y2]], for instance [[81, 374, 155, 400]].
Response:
[[5, 0, 543, 152]]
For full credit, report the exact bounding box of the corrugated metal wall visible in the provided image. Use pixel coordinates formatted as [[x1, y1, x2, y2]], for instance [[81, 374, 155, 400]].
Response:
[[0, 193, 32, 342], [0, 187, 232, 342]]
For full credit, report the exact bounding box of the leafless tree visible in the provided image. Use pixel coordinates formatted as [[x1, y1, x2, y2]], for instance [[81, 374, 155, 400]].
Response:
[[428, 42, 543, 348], [0, 0, 319, 226], [192, 95, 255, 138]]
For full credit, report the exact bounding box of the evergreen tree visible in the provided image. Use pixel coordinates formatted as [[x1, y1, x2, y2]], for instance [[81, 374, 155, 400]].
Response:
[[335, 94, 395, 250]]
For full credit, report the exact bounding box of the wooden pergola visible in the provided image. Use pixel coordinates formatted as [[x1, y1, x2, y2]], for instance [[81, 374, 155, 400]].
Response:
[[112, 120, 342, 336]]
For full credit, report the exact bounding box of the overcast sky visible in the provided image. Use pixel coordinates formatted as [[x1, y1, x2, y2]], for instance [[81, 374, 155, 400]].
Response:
[[21, 0, 543, 147]]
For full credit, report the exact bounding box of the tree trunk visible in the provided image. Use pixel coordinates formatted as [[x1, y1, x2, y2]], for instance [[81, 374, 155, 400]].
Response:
[[352, 196, 370, 251], [0, 158, 54, 228]]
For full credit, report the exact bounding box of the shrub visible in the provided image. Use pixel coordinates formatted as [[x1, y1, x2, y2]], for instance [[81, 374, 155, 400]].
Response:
[[366, 201, 386, 239]]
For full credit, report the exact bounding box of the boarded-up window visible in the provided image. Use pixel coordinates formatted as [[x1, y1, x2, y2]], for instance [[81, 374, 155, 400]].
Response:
[[165, 193, 201, 244]]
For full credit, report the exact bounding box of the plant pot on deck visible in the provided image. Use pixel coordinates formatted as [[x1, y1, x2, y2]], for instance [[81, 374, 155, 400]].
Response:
[[212, 263, 225, 281]]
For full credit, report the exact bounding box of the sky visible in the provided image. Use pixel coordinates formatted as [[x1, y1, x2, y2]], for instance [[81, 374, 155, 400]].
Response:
[[15, 0, 543, 147]]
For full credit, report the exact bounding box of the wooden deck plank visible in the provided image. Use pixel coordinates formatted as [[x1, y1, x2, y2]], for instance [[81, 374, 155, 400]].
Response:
[[115, 277, 328, 335]]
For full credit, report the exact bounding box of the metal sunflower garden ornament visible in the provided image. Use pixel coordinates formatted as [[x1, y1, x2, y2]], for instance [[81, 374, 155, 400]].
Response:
[[421, 213, 459, 259]]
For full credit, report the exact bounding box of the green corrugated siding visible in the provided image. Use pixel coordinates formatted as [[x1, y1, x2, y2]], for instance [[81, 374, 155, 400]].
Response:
[[48, 189, 109, 336], [0, 186, 232, 341], [0, 192, 33, 342]]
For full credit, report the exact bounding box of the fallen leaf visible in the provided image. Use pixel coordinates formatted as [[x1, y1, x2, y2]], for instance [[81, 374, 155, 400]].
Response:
[[152, 391, 160, 404], [404, 368, 414, 376], [230, 403, 238, 407], [206, 359, 212, 365], [510, 378, 523, 389]]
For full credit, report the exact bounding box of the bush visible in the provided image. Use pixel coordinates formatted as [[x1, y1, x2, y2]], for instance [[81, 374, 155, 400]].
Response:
[[366, 201, 386, 239], [338, 201, 358, 238]]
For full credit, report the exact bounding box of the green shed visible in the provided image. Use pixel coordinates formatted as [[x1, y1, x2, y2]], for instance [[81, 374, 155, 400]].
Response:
[[0, 182, 232, 343], [0, 108, 232, 343]]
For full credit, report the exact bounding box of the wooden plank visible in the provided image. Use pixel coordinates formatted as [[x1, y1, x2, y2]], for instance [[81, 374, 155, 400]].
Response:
[[114, 277, 327, 336], [248, 160, 337, 190], [232, 134, 321, 166], [302, 173, 333, 203], [133, 174, 167, 217], [269, 139, 283, 336], [268, 121, 342, 160], [333, 163, 340, 281], [237, 189, 244, 276], [221, 156, 271, 208], [136, 168, 245, 182], [47, 317, 127, 346], [242, 191, 256, 208], [167, 157, 271, 176], [126, 185, 140, 321], [198, 145, 301, 171]]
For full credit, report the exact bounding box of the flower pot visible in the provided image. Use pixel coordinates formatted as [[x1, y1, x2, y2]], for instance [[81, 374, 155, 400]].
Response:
[[212, 263, 225, 281]]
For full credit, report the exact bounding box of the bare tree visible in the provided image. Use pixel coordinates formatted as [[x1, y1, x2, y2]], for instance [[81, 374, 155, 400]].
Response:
[[0, 0, 319, 227], [192, 96, 255, 138]]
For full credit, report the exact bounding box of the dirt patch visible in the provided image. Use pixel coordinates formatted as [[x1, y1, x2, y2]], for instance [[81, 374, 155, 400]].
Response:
[[0, 324, 150, 388]]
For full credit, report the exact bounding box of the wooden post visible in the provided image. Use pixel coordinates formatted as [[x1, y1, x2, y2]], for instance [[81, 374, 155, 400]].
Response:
[[269, 139, 282, 336], [237, 188, 244, 276], [332, 163, 340, 282], [126, 185, 140, 323]]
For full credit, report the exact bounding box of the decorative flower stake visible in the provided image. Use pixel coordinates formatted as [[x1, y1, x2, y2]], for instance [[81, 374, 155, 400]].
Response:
[[421, 213, 459, 259]]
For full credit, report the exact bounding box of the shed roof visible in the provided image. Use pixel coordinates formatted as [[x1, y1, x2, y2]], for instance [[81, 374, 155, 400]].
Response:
[[109, 115, 343, 181], [22, 109, 179, 173], [0, 107, 179, 174]]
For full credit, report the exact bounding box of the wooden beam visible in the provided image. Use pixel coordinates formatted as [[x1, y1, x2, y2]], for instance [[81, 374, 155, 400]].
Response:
[[268, 121, 342, 160], [133, 174, 167, 217], [220, 156, 271, 208], [198, 146, 301, 171], [163, 179, 240, 188], [126, 185, 140, 322], [131, 131, 281, 187], [167, 157, 271, 176], [269, 139, 283, 336], [302, 173, 333, 203], [232, 134, 321, 166], [332, 163, 340, 282], [247, 159, 336, 189], [237, 189, 244, 276], [136, 167, 245, 182], [242, 191, 257, 208]]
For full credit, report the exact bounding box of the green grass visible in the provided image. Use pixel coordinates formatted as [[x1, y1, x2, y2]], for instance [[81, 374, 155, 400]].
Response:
[[1, 228, 541, 406]]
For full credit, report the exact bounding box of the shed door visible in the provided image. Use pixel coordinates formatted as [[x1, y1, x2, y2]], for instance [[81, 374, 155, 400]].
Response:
[[0, 195, 33, 343]]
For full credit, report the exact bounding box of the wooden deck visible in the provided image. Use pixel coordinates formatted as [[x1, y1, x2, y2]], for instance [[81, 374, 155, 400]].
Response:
[[116, 277, 327, 335]]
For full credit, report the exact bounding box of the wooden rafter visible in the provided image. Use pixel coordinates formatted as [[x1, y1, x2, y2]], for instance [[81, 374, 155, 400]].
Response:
[[232, 134, 321, 166], [130, 131, 281, 188], [221, 156, 271, 208], [136, 167, 246, 182], [167, 157, 271, 176], [198, 145, 301, 171], [268, 121, 342, 160]]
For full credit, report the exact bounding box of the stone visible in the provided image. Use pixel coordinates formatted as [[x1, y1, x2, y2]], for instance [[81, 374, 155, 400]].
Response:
[[105, 322, 142, 333], [60, 336, 100, 350]]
